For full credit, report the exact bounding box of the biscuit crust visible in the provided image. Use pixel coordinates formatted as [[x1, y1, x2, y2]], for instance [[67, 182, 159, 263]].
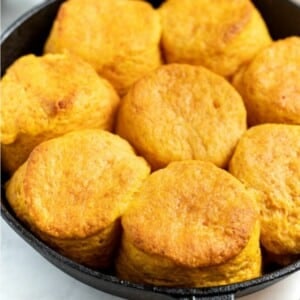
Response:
[[117, 222, 261, 287], [122, 161, 258, 267], [233, 37, 300, 125], [159, 0, 271, 77], [5, 130, 150, 268], [45, 0, 162, 95], [117, 64, 246, 169], [0, 54, 120, 174], [117, 161, 261, 286], [229, 124, 300, 256]]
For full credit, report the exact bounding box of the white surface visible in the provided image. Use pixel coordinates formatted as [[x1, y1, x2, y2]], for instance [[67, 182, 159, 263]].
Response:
[[1, 1, 300, 300]]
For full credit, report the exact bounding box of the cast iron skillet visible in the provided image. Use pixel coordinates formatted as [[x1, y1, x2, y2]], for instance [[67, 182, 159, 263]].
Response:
[[1, 0, 300, 299]]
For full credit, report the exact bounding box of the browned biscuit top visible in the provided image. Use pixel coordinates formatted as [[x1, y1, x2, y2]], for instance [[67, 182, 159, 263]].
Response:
[[117, 64, 246, 169], [44, 0, 162, 95], [122, 160, 258, 268], [159, 0, 271, 77], [6, 130, 150, 239]]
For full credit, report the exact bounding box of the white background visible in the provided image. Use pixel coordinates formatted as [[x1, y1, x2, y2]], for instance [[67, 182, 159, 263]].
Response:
[[1, 1, 300, 300]]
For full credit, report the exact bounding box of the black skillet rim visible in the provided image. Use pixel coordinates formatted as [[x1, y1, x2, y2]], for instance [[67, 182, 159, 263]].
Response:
[[1, 0, 300, 298]]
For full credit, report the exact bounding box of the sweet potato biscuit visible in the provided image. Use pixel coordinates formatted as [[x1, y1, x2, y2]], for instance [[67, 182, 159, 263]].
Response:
[[0, 53, 119, 174], [116, 161, 261, 287], [233, 37, 300, 125], [159, 0, 271, 77], [45, 0, 162, 95], [229, 124, 300, 258], [5, 130, 150, 268], [116, 64, 247, 170]]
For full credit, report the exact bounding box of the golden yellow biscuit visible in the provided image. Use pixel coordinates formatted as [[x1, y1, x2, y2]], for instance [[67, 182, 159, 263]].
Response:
[[45, 0, 162, 95], [5, 130, 150, 268], [0, 53, 119, 174], [229, 124, 300, 258], [233, 37, 300, 125], [159, 0, 271, 77], [116, 64, 247, 170], [116, 161, 261, 287]]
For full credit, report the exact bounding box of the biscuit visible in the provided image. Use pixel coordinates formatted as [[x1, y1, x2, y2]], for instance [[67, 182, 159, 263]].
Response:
[[5, 130, 150, 268], [116, 160, 261, 287], [116, 64, 247, 170], [159, 0, 271, 77], [45, 0, 162, 95], [0, 53, 119, 174], [229, 124, 300, 258], [233, 37, 300, 125]]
